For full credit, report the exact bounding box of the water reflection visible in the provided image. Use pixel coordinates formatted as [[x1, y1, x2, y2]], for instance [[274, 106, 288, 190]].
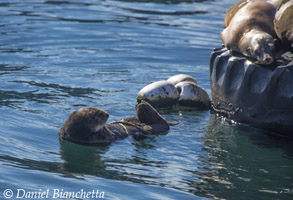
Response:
[[1, 114, 293, 199], [236, 124, 293, 158], [44, 1, 92, 6], [119, 8, 208, 16], [13, 80, 103, 97], [0, 90, 57, 106], [193, 115, 293, 200], [0, 0, 291, 199], [0, 79, 127, 109], [112, 0, 214, 4], [0, 64, 28, 75], [0, 139, 167, 185], [60, 139, 171, 185], [44, 0, 214, 5], [59, 140, 109, 176]]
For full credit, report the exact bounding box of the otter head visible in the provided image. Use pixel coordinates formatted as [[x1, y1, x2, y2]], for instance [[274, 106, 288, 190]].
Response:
[[59, 107, 109, 144], [240, 30, 275, 65]]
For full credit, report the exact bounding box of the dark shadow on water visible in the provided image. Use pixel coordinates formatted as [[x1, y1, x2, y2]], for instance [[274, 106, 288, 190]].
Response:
[[1, 112, 292, 199], [206, 114, 293, 157], [0, 64, 29, 75], [119, 7, 208, 16], [236, 124, 293, 158], [59, 140, 110, 177], [44, 1, 92, 6], [0, 140, 123, 180], [0, 80, 126, 108], [190, 114, 293, 200], [0, 139, 167, 185], [0, 90, 58, 106]]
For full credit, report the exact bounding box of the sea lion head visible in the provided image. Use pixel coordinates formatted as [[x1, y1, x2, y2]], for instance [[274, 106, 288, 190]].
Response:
[[240, 30, 275, 65], [59, 107, 109, 145]]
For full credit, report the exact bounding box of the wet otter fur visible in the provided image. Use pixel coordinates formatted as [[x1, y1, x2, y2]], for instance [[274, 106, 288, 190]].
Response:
[[59, 101, 170, 146]]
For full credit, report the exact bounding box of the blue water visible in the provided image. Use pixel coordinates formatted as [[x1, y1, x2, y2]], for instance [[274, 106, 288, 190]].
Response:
[[0, 0, 293, 199]]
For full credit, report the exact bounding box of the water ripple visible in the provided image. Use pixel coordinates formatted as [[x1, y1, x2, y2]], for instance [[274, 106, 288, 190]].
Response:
[[1, 0, 292, 199]]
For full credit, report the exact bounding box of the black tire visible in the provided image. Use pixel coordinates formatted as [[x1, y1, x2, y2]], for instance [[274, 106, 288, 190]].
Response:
[[209, 47, 293, 136]]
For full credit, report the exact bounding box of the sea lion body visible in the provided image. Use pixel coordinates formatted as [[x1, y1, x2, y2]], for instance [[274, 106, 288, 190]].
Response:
[[274, 0, 293, 47], [224, 0, 250, 28], [59, 101, 170, 146], [268, 0, 283, 8], [167, 74, 197, 85], [175, 81, 210, 109], [221, 0, 276, 64], [137, 80, 179, 108]]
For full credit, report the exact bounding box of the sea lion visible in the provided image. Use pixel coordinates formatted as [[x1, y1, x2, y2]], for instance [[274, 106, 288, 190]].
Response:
[[221, 0, 276, 64], [175, 81, 210, 109], [137, 80, 179, 108], [268, 0, 283, 8], [167, 74, 197, 85], [224, 0, 250, 28], [274, 0, 293, 47], [137, 74, 211, 109], [59, 101, 170, 146]]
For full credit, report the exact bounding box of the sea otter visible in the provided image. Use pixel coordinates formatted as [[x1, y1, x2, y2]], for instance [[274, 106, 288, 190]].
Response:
[[59, 101, 170, 146], [221, 0, 276, 64]]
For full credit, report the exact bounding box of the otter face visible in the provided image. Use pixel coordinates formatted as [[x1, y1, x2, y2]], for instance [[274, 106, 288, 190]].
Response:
[[60, 107, 109, 143], [77, 107, 109, 133]]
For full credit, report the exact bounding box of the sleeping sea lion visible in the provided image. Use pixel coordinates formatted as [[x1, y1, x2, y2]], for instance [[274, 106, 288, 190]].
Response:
[[59, 101, 170, 146], [274, 0, 293, 48], [267, 0, 283, 8], [175, 81, 210, 109], [221, 0, 276, 64], [224, 0, 250, 28], [167, 74, 197, 85]]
